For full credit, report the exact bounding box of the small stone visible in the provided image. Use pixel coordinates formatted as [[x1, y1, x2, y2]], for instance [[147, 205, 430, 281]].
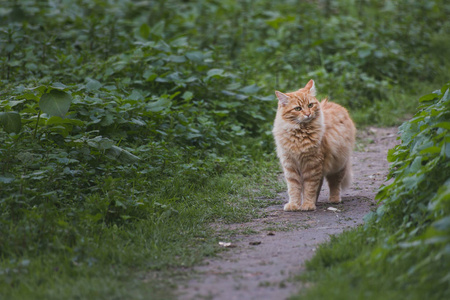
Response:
[[267, 232, 275, 236], [219, 242, 236, 248], [249, 241, 261, 245]]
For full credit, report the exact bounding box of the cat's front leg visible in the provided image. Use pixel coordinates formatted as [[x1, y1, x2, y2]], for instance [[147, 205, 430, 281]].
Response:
[[283, 162, 303, 211], [300, 171, 323, 211]]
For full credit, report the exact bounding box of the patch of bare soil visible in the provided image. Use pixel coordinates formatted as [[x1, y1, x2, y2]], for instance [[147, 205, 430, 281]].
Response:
[[177, 127, 399, 300]]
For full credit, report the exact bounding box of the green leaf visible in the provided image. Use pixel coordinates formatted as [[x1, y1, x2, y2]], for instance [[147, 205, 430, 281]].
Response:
[[440, 88, 449, 103], [51, 82, 68, 90], [0, 174, 15, 183], [311, 39, 325, 47], [419, 146, 441, 155], [433, 216, 450, 231], [0, 111, 22, 134], [170, 36, 189, 47], [166, 55, 186, 63], [206, 68, 225, 79], [39, 90, 72, 117], [97, 139, 115, 150], [131, 118, 146, 126], [139, 23, 150, 39], [128, 90, 143, 101], [106, 146, 140, 164], [182, 91, 194, 101], [7, 100, 26, 108], [46, 116, 66, 126], [408, 156, 422, 173], [145, 72, 158, 82], [358, 49, 371, 58], [185, 51, 204, 63], [146, 97, 171, 112], [239, 84, 260, 94], [419, 93, 438, 102], [46, 117, 84, 127], [434, 122, 450, 130], [151, 20, 165, 37], [265, 15, 295, 29], [85, 78, 102, 91]]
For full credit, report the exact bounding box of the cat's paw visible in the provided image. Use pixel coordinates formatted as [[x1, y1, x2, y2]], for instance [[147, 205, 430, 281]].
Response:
[[329, 197, 341, 203], [300, 202, 316, 211], [284, 202, 301, 211]]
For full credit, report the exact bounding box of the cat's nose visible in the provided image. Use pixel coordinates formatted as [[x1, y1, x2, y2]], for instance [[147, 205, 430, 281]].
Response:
[[305, 113, 311, 117]]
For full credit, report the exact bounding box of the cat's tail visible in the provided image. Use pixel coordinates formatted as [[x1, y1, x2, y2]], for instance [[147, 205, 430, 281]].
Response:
[[341, 159, 352, 190]]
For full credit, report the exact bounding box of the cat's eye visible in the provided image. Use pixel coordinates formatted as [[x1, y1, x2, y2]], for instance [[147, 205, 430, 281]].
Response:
[[294, 107, 302, 111], [308, 103, 314, 108]]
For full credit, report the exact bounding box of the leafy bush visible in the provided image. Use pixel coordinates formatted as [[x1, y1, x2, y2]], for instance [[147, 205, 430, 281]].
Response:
[[375, 83, 450, 233]]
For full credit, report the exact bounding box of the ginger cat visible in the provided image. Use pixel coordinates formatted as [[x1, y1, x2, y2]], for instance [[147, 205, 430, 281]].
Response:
[[273, 80, 356, 211]]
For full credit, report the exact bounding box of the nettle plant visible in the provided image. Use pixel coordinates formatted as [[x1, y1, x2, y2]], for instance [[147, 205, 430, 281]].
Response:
[[0, 83, 140, 164], [371, 82, 450, 255], [0, 85, 76, 138]]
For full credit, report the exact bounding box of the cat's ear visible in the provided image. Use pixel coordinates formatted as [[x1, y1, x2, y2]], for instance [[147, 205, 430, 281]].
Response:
[[304, 79, 317, 97], [275, 91, 289, 106]]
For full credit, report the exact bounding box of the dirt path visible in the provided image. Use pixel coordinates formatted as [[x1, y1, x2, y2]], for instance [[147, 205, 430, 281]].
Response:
[[177, 127, 398, 300]]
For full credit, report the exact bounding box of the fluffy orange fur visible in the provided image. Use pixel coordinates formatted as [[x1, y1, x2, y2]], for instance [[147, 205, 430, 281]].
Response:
[[273, 80, 356, 211]]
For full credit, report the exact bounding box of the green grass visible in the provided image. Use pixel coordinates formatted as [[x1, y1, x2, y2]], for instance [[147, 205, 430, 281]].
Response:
[[0, 155, 282, 299], [293, 227, 449, 300]]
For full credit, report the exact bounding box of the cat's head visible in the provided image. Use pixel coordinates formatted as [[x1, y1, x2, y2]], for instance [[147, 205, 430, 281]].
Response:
[[275, 79, 321, 124]]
